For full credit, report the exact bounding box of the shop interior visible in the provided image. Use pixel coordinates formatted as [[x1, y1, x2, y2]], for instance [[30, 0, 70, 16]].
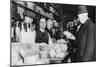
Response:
[[11, 0, 96, 66]]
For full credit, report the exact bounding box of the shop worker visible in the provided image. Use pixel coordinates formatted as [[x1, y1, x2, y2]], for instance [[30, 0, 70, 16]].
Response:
[[23, 10, 52, 44], [45, 19, 54, 38], [73, 6, 95, 62], [23, 10, 34, 32], [35, 18, 52, 44]]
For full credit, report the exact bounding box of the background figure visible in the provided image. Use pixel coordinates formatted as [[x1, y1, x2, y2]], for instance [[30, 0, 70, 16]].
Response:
[[67, 21, 77, 36], [73, 6, 96, 62], [45, 19, 54, 39], [30, 23, 36, 32]]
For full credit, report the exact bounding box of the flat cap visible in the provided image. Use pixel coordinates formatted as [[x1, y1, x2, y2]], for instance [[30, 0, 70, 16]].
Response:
[[23, 10, 36, 18]]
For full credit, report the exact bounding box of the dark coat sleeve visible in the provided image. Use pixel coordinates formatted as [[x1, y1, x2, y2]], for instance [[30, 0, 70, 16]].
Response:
[[82, 22, 95, 61]]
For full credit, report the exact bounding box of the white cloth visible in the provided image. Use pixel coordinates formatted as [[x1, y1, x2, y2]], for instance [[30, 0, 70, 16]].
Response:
[[16, 26, 20, 41], [20, 31, 36, 44], [19, 31, 40, 64], [12, 43, 23, 66], [19, 30, 53, 64], [24, 55, 39, 64], [63, 31, 75, 40]]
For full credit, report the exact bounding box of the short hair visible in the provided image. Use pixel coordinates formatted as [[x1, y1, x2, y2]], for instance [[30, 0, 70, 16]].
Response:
[[47, 19, 53, 25], [39, 18, 46, 23]]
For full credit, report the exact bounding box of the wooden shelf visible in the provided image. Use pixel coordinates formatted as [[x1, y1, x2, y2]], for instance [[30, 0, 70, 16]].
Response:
[[12, 1, 53, 19]]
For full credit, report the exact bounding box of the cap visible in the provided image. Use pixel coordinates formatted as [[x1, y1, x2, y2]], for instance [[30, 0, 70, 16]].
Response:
[[23, 10, 36, 18]]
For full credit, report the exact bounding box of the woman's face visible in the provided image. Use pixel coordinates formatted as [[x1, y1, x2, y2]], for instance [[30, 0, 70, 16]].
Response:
[[47, 21, 53, 29]]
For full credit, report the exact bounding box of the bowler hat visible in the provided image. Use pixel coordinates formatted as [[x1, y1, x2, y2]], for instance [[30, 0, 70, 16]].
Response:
[[77, 6, 88, 15]]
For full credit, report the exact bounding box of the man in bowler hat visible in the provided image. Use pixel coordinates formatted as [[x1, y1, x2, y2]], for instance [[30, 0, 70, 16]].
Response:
[[73, 6, 96, 62]]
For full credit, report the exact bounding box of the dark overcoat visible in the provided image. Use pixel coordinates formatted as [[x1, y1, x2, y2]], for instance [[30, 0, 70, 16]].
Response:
[[73, 18, 96, 62]]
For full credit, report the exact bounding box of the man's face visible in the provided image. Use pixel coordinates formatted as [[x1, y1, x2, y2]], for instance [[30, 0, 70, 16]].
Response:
[[25, 16, 33, 23], [69, 22, 74, 27], [39, 19, 46, 29], [78, 13, 88, 24]]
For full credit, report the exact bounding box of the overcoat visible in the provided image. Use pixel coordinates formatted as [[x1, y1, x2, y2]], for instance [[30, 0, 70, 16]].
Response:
[[73, 18, 96, 62]]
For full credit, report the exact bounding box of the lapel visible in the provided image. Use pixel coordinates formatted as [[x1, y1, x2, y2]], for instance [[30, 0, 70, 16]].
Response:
[[75, 18, 90, 45], [77, 18, 90, 37]]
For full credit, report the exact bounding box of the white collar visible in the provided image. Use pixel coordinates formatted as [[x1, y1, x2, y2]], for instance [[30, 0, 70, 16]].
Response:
[[40, 28, 45, 32]]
